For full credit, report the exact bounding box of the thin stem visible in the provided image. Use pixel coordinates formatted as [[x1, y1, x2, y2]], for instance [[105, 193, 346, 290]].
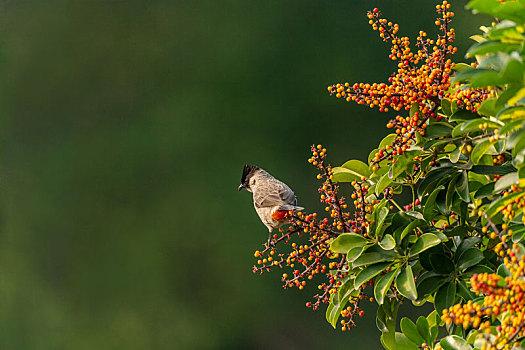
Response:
[[389, 198, 403, 211]]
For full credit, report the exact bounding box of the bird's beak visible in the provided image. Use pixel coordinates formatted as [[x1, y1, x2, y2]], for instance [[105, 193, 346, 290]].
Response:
[[238, 184, 245, 191]]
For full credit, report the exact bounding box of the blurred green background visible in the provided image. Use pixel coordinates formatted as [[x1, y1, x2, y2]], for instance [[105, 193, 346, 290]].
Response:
[[0, 1, 488, 349]]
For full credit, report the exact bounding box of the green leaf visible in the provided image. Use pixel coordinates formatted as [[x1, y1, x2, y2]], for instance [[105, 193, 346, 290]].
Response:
[[427, 309, 440, 328], [489, 20, 524, 41], [474, 334, 498, 350], [520, 168, 525, 187], [396, 265, 417, 300], [426, 122, 454, 138], [446, 173, 461, 208], [332, 167, 360, 182], [353, 251, 395, 268], [471, 72, 505, 88], [449, 110, 479, 122], [333, 160, 370, 182], [347, 245, 367, 263], [463, 265, 494, 278], [418, 167, 456, 197], [468, 0, 525, 24], [381, 333, 396, 350], [409, 233, 442, 257], [369, 148, 380, 166], [478, 99, 498, 118], [325, 302, 336, 328], [417, 274, 448, 300], [338, 277, 355, 300], [376, 305, 388, 333], [466, 40, 520, 58], [499, 119, 524, 135], [394, 333, 418, 350], [450, 144, 464, 163], [379, 298, 399, 350], [456, 237, 482, 258], [508, 87, 525, 107], [513, 131, 525, 158], [471, 163, 516, 175], [376, 172, 394, 196], [469, 169, 489, 185], [437, 189, 449, 215], [485, 190, 525, 217], [475, 182, 495, 198], [416, 316, 431, 345], [444, 226, 468, 238], [440, 335, 471, 350], [494, 172, 518, 192], [497, 263, 511, 278], [331, 233, 368, 254], [379, 234, 396, 250], [375, 205, 390, 237], [471, 140, 492, 164], [397, 219, 427, 243], [441, 98, 454, 116], [452, 63, 473, 72], [379, 134, 397, 150], [466, 329, 480, 346], [326, 280, 359, 329], [426, 315, 439, 346], [435, 282, 456, 315], [389, 155, 409, 179], [501, 59, 524, 84], [453, 68, 502, 87], [374, 268, 399, 305], [400, 317, 425, 345], [457, 248, 485, 271], [326, 300, 345, 329], [355, 262, 392, 288], [457, 279, 476, 301], [452, 118, 499, 137], [497, 84, 523, 109], [456, 171, 471, 203], [511, 224, 525, 242], [430, 253, 455, 275], [423, 138, 454, 150], [424, 186, 445, 220]]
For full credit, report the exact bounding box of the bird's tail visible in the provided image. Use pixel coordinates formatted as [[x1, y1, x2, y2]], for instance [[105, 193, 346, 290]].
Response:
[[278, 205, 304, 212]]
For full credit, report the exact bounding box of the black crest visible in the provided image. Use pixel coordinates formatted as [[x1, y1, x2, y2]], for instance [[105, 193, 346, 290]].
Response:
[[241, 164, 259, 184]]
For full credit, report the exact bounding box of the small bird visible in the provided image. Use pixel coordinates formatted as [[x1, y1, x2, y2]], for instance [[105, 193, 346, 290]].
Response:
[[238, 164, 304, 244]]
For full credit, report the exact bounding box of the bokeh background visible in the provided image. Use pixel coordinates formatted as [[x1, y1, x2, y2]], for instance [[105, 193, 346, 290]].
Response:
[[0, 1, 489, 349]]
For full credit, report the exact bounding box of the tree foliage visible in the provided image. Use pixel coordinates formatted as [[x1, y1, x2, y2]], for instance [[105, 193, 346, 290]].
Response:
[[252, 0, 525, 349]]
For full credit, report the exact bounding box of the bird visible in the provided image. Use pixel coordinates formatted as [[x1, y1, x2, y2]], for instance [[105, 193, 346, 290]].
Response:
[[238, 164, 304, 244]]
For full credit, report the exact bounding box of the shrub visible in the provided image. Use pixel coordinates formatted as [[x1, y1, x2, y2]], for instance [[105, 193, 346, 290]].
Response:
[[253, 1, 525, 349]]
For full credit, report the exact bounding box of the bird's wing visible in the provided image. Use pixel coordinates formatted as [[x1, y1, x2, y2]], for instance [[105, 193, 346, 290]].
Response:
[[254, 180, 296, 208]]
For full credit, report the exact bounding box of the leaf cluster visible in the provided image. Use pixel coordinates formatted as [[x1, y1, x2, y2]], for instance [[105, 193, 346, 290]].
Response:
[[324, 0, 525, 349]]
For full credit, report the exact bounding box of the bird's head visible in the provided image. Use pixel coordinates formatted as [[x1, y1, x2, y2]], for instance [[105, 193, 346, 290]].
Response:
[[238, 164, 259, 192]]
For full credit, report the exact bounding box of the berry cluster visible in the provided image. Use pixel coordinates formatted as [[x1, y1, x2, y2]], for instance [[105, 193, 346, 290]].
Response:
[[442, 243, 525, 350], [328, 2, 456, 159], [445, 82, 494, 113], [328, 2, 491, 168], [252, 145, 376, 330]]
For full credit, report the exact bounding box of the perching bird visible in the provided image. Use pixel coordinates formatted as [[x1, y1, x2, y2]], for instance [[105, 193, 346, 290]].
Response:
[[238, 164, 304, 243]]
